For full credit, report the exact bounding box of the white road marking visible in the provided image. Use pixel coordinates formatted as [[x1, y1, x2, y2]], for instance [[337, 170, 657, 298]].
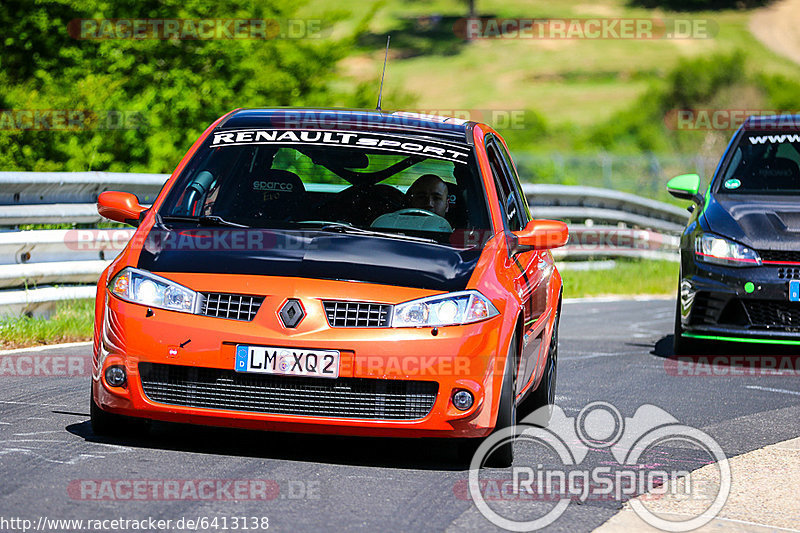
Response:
[[561, 351, 642, 361], [0, 438, 131, 464], [0, 341, 92, 355], [746, 385, 800, 397], [0, 400, 68, 407]]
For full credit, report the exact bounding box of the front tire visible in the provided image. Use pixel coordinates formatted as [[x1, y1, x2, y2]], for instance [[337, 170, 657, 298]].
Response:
[[90, 385, 148, 437], [458, 332, 518, 468], [673, 294, 702, 355]]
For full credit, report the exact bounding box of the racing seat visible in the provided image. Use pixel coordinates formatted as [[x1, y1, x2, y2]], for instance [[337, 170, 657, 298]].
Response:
[[226, 169, 307, 222], [444, 181, 468, 229]]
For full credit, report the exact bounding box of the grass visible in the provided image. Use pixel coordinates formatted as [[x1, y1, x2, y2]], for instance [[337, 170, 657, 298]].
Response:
[[0, 299, 94, 350], [560, 259, 678, 299], [314, 0, 800, 130]]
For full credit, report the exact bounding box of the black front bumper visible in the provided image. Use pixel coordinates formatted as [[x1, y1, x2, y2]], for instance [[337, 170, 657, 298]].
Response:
[[680, 258, 800, 340]]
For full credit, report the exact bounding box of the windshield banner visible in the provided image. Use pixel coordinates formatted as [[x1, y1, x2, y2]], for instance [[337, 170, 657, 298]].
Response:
[[209, 129, 471, 163]]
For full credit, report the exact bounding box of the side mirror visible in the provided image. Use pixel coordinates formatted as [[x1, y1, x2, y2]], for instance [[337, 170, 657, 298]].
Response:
[[97, 191, 147, 226], [667, 174, 704, 206], [511, 219, 569, 253]]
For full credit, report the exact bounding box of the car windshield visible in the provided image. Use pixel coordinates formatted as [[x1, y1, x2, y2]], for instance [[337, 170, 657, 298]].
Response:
[[159, 128, 491, 247], [717, 131, 800, 194]]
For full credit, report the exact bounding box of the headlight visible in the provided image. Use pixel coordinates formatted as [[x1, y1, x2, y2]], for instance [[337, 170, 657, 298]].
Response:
[[694, 234, 761, 267], [109, 267, 198, 313], [392, 290, 499, 327]]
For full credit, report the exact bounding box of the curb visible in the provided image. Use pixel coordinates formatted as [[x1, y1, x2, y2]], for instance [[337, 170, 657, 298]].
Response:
[[594, 436, 800, 532]]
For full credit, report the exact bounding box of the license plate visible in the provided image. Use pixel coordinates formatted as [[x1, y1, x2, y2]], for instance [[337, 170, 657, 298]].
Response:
[[235, 345, 340, 378], [791, 280, 800, 302]]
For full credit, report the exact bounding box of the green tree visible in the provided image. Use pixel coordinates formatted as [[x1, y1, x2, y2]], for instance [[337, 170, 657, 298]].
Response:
[[0, 0, 356, 173]]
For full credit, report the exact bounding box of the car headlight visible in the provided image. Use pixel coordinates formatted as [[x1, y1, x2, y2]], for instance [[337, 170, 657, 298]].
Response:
[[392, 290, 499, 327], [694, 234, 761, 267], [109, 267, 198, 313]]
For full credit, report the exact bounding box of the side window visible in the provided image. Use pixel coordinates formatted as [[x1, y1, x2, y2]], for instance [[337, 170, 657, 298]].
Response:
[[486, 138, 525, 232], [495, 139, 532, 224]]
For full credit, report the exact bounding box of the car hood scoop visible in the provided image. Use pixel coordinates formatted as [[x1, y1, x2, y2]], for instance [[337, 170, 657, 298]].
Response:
[[705, 194, 800, 250], [136, 227, 481, 291]]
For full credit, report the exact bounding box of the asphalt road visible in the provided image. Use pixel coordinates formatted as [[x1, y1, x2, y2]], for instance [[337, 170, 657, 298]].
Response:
[[1, 298, 799, 532]]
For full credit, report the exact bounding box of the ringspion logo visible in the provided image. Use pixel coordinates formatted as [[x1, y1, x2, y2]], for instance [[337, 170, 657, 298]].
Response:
[[467, 402, 730, 531]]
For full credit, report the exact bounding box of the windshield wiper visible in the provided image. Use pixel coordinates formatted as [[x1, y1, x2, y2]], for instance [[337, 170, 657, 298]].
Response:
[[157, 214, 250, 228], [312, 223, 438, 244], [159, 214, 194, 223], [198, 215, 250, 228]]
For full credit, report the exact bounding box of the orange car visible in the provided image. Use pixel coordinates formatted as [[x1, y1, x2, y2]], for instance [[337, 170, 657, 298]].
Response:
[[91, 109, 567, 466]]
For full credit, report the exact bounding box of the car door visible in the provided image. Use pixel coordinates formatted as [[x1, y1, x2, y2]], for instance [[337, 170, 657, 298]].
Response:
[[485, 134, 551, 396]]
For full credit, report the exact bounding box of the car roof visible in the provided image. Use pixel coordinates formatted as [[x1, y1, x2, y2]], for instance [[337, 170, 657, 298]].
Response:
[[742, 114, 800, 131], [218, 108, 476, 144]]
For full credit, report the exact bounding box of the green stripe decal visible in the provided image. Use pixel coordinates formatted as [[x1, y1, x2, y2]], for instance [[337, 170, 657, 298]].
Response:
[[684, 333, 800, 345]]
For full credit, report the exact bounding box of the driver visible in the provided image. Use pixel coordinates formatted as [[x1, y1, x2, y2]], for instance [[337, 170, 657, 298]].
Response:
[[407, 174, 449, 218]]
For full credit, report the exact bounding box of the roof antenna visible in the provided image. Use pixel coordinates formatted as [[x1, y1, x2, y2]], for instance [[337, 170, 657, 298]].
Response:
[[376, 35, 390, 112]]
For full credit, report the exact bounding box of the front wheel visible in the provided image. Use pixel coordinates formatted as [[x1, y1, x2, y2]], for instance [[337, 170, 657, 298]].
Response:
[[673, 295, 704, 355], [458, 333, 518, 468], [90, 385, 149, 437]]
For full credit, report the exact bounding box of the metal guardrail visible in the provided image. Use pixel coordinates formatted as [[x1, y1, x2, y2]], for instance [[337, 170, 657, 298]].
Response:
[[0, 172, 686, 316], [522, 184, 688, 226], [0, 285, 97, 317], [0, 171, 168, 205], [0, 229, 132, 265]]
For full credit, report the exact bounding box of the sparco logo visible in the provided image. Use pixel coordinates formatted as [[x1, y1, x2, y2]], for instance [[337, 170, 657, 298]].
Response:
[[253, 181, 293, 191]]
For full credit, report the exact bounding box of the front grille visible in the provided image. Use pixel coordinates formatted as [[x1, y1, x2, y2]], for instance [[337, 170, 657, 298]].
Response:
[[200, 293, 263, 321], [778, 267, 800, 280], [759, 250, 800, 263], [323, 301, 391, 327], [139, 363, 437, 420], [743, 300, 800, 328]]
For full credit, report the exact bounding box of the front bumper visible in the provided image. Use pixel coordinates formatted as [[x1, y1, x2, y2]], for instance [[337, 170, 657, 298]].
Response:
[[680, 257, 800, 341], [93, 274, 509, 438]]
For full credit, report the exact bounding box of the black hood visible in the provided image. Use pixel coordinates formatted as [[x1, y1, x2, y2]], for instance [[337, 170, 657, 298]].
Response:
[[135, 227, 481, 292], [704, 193, 800, 250]]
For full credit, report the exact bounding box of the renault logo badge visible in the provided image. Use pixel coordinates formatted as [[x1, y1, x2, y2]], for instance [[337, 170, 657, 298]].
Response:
[[279, 299, 305, 328]]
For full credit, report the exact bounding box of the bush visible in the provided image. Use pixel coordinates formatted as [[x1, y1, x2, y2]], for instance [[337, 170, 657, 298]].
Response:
[[587, 51, 748, 153]]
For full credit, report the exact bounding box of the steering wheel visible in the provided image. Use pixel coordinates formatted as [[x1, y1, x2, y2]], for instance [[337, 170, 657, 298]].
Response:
[[393, 208, 438, 217]]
